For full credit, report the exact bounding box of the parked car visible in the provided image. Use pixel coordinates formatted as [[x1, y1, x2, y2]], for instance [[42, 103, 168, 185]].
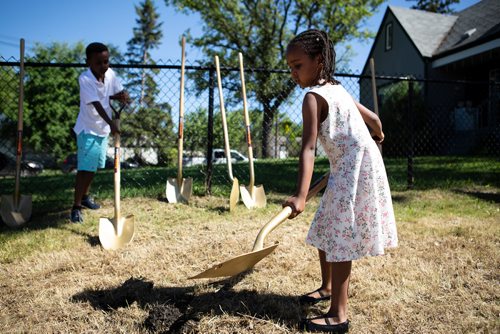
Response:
[[60, 153, 139, 174], [181, 149, 249, 167], [0, 152, 44, 177], [212, 149, 249, 164]]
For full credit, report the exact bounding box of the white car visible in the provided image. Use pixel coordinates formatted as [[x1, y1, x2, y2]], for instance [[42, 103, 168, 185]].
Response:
[[212, 149, 249, 164]]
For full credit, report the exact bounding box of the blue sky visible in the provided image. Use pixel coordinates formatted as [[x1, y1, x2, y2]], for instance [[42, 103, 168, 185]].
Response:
[[0, 0, 480, 73]]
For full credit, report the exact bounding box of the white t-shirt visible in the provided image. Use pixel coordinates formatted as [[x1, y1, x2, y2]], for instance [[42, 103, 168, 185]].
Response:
[[73, 68, 124, 136]]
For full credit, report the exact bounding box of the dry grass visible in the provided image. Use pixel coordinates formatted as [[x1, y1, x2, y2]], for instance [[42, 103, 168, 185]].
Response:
[[0, 189, 499, 333]]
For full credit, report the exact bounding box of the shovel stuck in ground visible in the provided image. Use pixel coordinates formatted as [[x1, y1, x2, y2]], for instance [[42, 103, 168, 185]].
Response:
[[214, 55, 239, 211], [190, 172, 329, 279], [166, 36, 192, 203], [1, 39, 32, 228], [99, 102, 135, 250], [238, 53, 266, 209]]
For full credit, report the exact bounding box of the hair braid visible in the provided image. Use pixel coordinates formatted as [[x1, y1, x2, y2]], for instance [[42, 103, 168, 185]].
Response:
[[287, 29, 340, 85]]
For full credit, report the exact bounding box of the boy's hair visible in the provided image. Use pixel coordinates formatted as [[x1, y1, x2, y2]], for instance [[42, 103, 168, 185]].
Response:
[[287, 29, 340, 85], [85, 42, 108, 59]]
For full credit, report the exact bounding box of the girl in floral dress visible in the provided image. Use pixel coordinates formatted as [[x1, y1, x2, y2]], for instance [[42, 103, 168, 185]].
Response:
[[283, 29, 398, 333]]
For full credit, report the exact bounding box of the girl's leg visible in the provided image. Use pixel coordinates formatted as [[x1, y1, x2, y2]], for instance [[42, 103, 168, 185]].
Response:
[[301, 249, 332, 299], [318, 249, 333, 294], [327, 260, 351, 323], [309, 260, 351, 325]]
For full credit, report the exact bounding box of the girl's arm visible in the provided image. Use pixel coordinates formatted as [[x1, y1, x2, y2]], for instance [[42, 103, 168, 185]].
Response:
[[353, 99, 384, 143], [283, 92, 323, 218]]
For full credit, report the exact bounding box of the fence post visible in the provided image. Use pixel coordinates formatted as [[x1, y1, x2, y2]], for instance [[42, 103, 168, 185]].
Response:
[[205, 67, 215, 195], [407, 79, 415, 189]]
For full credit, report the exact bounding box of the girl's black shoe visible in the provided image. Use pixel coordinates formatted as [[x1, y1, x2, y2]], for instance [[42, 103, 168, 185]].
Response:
[[300, 317, 349, 333]]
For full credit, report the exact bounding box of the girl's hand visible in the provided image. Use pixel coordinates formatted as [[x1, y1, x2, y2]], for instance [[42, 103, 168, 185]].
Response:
[[283, 195, 306, 219], [371, 130, 384, 143]]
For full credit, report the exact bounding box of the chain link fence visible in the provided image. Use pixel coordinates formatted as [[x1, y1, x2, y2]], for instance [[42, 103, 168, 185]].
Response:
[[1, 57, 499, 210]]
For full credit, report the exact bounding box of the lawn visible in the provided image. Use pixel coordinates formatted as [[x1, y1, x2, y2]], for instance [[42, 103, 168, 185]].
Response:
[[0, 156, 498, 333]]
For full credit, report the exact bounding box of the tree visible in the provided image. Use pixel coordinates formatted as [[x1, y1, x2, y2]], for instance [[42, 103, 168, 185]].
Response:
[[164, 0, 383, 157], [0, 66, 19, 146], [126, 0, 163, 106], [23, 42, 86, 160], [122, 0, 176, 165], [406, 0, 459, 13]]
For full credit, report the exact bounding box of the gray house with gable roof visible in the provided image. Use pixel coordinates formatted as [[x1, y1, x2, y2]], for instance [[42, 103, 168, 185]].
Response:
[[360, 0, 499, 154]]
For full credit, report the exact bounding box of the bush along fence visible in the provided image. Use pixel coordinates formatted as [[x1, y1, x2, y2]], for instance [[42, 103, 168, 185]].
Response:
[[0, 57, 499, 208]]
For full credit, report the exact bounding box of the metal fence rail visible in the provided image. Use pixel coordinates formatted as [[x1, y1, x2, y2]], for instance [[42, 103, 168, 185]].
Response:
[[1, 58, 498, 205]]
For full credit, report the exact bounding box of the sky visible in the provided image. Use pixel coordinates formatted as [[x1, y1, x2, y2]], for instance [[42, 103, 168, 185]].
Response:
[[0, 0, 481, 73]]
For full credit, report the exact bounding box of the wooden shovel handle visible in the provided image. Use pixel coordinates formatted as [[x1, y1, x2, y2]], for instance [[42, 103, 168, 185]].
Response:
[[370, 58, 382, 153], [238, 53, 255, 188], [177, 36, 186, 185], [252, 172, 329, 251], [215, 55, 235, 180], [14, 38, 25, 205]]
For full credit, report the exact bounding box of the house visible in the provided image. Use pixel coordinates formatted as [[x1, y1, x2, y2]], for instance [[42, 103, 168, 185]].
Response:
[[360, 0, 500, 155]]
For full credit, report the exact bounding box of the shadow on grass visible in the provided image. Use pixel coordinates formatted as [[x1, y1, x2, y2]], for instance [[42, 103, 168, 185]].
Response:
[[0, 208, 70, 234], [72, 274, 303, 333], [452, 189, 500, 203]]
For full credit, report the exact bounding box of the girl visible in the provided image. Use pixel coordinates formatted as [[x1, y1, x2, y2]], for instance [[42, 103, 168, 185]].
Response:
[[283, 29, 398, 333]]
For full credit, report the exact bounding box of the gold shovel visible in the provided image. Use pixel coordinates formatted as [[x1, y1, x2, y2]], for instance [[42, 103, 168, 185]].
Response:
[[215, 55, 239, 211], [1, 38, 32, 228], [190, 171, 329, 279], [238, 52, 266, 209], [99, 102, 135, 250], [166, 36, 193, 203]]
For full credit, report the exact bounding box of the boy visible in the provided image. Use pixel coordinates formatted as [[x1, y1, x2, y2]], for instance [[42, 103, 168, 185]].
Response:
[[70, 42, 128, 223]]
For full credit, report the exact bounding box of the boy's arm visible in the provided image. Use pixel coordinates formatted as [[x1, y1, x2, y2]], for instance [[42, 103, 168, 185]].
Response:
[[110, 90, 130, 104], [353, 99, 384, 143], [91, 101, 119, 135]]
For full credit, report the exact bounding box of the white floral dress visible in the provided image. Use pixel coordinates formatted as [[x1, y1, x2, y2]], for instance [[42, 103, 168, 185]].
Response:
[[306, 84, 398, 262]]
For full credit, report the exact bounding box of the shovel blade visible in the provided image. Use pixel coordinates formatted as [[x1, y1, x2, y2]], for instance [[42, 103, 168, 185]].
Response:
[[229, 178, 239, 212], [99, 215, 135, 250], [1, 194, 32, 227], [240, 185, 266, 209], [166, 177, 193, 203], [190, 242, 279, 279]]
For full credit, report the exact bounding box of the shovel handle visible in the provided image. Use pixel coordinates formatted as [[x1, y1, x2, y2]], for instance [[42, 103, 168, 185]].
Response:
[[14, 39, 25, 206], [369, 58, 382, 154], [238, 53, 255, 190], [215, 55, 235, 180], [177, 36, 186, 186], [252, 172, 329, 251], [114, 119, 121, 222]]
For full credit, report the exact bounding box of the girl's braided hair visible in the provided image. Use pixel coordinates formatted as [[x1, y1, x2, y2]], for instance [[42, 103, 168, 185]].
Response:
[[287, 29, 340, 85]]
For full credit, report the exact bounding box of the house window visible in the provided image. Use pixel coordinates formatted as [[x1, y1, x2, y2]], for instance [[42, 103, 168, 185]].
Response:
[[385, 22, 393, 51]]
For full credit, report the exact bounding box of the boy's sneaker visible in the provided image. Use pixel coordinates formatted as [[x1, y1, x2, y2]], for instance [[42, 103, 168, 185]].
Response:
[[81, 195, 100, 210], [70, 208, 83, 223]]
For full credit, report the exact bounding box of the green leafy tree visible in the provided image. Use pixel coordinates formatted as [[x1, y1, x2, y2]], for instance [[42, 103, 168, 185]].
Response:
[[406, 0, 459, 13], [126, 0, 163, 106], [0, 66, 19, 146], [23, 42, 86, 160], [164, 0, 383, 157], [120, 103, 176, 165], [123, 0, 175, 165], [184, 107, 263, 157]]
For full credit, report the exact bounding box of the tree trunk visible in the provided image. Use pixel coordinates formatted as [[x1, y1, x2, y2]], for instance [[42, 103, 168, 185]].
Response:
[[261, 99, 273, 158]]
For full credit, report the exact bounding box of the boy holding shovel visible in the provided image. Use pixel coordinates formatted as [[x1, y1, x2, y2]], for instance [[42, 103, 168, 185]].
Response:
[[70, 42, 128, 223]]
